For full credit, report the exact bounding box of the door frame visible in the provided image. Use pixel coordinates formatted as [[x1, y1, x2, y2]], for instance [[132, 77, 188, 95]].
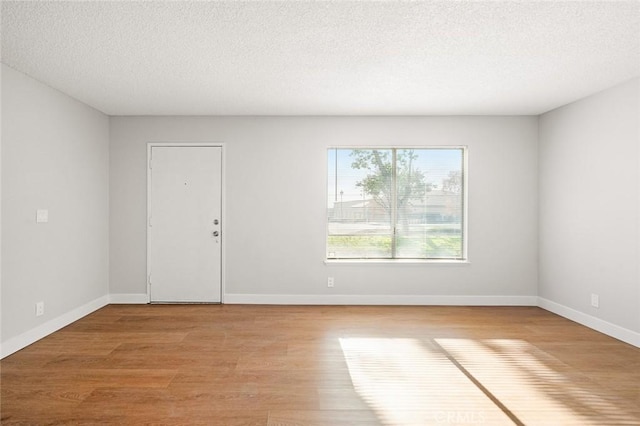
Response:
[[146, 142, 225, 304]]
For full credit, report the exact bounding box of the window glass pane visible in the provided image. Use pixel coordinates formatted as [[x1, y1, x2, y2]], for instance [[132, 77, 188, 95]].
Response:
[[328, 147, 465, 260], [395, 149, 464, 259], [327, 149, 393, 258]]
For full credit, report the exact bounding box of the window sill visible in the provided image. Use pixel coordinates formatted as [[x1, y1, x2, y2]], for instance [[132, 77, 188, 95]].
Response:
[[324, 259, 469, 265]]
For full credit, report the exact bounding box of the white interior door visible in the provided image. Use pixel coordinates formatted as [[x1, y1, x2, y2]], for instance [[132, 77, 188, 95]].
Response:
[[148, 145, 222, 302]]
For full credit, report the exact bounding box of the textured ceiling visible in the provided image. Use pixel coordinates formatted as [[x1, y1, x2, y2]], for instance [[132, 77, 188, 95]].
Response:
[[1, 1, 639, 116]]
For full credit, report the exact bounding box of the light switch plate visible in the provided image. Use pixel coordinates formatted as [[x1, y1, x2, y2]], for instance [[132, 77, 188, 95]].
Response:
[[36, 209, 48, 223]]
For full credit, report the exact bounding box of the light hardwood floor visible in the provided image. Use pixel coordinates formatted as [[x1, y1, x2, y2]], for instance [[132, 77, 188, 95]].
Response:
[[1, 305, 639, 425]]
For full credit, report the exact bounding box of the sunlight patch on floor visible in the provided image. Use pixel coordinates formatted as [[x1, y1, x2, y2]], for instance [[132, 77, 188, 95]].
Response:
[[436, 338, 638, 425], [339, 338, 513, 425]]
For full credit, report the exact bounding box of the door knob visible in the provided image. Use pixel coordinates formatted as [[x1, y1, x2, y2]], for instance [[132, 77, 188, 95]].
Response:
[[212, 231, 219, 237]]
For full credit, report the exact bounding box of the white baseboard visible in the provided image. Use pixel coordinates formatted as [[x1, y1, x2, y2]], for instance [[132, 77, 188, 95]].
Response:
[[224, 293, 538, 306], [109, 293, 149, 304], [538, 297, 640, 348], [1, 295, 110, 359]]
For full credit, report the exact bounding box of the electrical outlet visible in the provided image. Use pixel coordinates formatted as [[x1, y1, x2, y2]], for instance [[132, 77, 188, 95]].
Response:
[[591, 293, 599, 308], [36, 209, 49, 223], [36, 302, 45, 317], [327, 277, 335, 288]]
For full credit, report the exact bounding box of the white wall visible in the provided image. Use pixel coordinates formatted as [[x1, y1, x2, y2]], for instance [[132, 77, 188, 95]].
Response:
[[1, 65, 110, 351], [110, 116, 538, 303], [539, 78, 640, 336]]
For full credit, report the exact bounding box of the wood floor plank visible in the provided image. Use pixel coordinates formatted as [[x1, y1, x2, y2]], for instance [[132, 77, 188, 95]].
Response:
[[1, 304, 639, 424], [267, 409, 380, 425]]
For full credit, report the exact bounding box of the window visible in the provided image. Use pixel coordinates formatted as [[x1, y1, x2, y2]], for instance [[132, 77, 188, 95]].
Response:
[[327, 148, 466, 260]]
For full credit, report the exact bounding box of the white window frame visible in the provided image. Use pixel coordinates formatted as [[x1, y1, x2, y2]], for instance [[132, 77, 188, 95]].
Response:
[[325, 146, 468, 264]]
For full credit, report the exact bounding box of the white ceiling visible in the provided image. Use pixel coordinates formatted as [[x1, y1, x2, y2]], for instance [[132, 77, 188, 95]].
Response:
[[1, 1, 639, 116]]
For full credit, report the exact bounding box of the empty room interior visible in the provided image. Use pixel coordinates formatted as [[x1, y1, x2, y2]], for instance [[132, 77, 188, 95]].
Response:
[[1, 1, 639, 425]]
